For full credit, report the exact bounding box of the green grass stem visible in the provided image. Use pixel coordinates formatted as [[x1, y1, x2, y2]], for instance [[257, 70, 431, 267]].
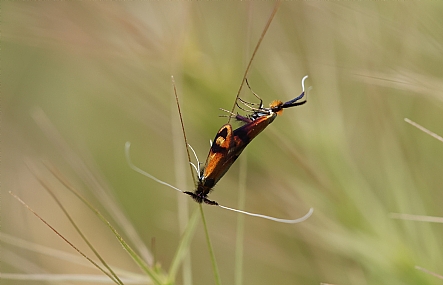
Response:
[[235, 154, 247, 285], [199, 204, 222, 285], [168, 207, 200, 281], [45, 163, 165, 285]]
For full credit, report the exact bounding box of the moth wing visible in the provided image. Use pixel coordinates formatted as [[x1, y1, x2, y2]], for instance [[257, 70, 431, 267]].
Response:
[[201, 124, 239, 187], [201, 114, 276, 187]]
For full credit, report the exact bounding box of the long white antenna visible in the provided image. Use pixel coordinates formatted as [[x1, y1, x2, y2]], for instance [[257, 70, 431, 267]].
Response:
[[125, 142, 313, 224], [219, 205, 313, 224], [125, 142, 184, 193]]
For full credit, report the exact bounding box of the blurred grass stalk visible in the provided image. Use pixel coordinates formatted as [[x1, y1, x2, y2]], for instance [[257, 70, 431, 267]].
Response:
[[3, 2, 443, 284]]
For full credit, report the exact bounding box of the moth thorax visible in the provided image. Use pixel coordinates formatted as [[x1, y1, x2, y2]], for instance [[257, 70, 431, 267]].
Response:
[[270, 100, 284, 115]]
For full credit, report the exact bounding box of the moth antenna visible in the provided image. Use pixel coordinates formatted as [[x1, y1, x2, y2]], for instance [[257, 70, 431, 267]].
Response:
[[280, 75, 310, 109], [125, 143, 312, 224], [218, 204, 314, 224], [125, 141, 185, 193], [301, 75, 308, 93]]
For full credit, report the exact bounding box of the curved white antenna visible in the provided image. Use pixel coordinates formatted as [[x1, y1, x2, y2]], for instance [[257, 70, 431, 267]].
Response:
[[301, 75, 308, 93], [125, 141, 313, 224], [125, 142, 184, 193], [219, 205, 313, 224]]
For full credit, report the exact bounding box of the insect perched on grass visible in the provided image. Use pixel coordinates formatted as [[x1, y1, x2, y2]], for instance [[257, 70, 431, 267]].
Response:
[[184, 76, 309, 206], [126, 2, 313, 223], [125, 75, 312, 223]]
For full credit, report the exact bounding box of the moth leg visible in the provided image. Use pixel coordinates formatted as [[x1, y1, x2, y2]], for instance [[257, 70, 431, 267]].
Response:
[[234, 114, 252, 124], [219, 107, 237, 118], [187, 143, 202, 178], [245, 78, 264, 108], [219, 108, 252, 124], [236, 97, 261, 112], [184, 191, 202, 203], [203, 198, 219, 206]]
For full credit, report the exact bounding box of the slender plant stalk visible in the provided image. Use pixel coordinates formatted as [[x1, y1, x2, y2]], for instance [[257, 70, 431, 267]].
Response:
[[9, 192, 121, 285], [28, 165, 124, 285], [45, 162, 165, 285], [170, 3, 283, 284], [171, 91, 194, 285], [415, 266, 443, 280], [32, 108, 153, 265], [171, 74, 221, 283], [404, 118, 443, 143], [199, 204, 222, 285], [235, 154, 247, 285], [168, 207, 200, 280], [227, 0, 281, 123], [172, 76, 196, 183]]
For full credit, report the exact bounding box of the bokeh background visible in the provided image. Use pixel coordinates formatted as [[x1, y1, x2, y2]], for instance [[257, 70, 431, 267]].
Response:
[[3, 2, 443, 285]]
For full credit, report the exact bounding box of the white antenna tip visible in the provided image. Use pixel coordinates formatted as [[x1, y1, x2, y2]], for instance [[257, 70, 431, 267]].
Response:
[[301, 75, 309, 92]]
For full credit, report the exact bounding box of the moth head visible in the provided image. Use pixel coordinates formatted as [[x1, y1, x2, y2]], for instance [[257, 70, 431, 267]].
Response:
[[269, 100, 284, 115]]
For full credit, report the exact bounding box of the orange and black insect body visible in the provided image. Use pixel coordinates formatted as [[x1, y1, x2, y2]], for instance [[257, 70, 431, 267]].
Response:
[[184, 85, 307, 205]]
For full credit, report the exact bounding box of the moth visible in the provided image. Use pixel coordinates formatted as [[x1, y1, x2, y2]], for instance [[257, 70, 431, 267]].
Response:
[[126, 2, 313, 223], [184, 76, 308, 205]]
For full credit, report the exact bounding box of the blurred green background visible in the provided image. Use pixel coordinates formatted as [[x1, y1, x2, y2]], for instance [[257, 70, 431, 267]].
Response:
[[3, 2, 443, 285]]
